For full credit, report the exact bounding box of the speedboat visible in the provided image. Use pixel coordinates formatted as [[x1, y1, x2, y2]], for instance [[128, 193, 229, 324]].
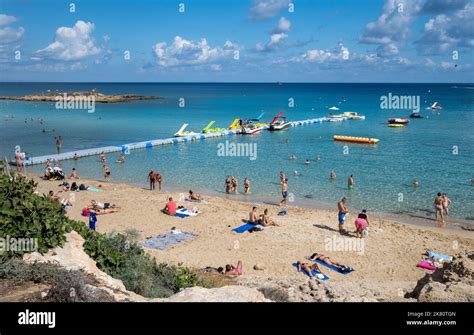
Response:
[[269, 111, 291, 131], [242, 125, 263, 135], [328, 106, 340, 111]]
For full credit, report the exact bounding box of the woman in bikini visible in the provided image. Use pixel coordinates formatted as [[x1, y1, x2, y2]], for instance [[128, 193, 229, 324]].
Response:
[[308, 253, 348, 272], [296, 260, 323, 278], [433, 192, 445, 226], [225, 261, 243, 276]]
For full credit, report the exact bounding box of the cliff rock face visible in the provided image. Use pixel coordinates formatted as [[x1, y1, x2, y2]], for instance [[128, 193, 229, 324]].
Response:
[[23, 232, 268, 302], [407, 251, 474, 302]]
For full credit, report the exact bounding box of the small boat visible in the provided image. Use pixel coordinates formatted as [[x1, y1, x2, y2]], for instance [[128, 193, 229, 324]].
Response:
[[242, 125, 263, 135], [431, 102, 442, 110], [388, 124, 406, 127], [409, 113, 424, 118], [328, 111, 365, 120], [229, 112, 267, 130], [174, 123, 197, 137], [328, 106, 340, 111], [269, 111, 291, 131], [333, 135, 379, 144], [387, 118, 409, 124]]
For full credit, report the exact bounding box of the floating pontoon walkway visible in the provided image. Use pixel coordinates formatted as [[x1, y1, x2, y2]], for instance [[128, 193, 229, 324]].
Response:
[[19, 116, 350, 166]]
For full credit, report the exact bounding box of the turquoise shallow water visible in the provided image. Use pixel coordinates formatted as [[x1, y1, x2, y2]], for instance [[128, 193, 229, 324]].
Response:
[[1, 83, 473, 223]]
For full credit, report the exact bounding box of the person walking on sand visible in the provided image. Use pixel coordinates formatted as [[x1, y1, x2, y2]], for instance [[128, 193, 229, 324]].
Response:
[[244, 177, 250, 194], [148, 170, 156, 190], [55, 136, 62, 154], [155, 171, 162, 190], [104, 165, 111, 182], [348, 175, 354, 190], [337, 197, 349, 234], [442, 193, 451, 216], [225, 176, 231, 194], [433, 192, 445, 227], [280, 178, 288, 206]]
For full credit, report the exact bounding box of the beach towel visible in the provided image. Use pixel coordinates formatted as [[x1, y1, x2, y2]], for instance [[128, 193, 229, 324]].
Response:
[[175, 208, 200, 218], [87, 187, 101, 192], [140, 231, 197, 250], [417, 260, 437, 271], [232, 223, 257, 233], [292, 262, 329, 280], [428, 251, 453, 262], [311, 258, 354, 275]]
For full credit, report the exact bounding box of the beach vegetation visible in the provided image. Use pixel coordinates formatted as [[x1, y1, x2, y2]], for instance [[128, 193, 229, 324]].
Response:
[[0, 174, 211, 298]]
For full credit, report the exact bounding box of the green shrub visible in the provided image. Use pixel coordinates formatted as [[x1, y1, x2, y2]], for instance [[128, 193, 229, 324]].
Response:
[[0, 174, 70, 255]]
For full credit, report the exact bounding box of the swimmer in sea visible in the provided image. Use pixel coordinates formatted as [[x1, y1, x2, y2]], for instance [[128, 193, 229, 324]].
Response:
[[305, 159, 311, 165], [348, 175, 354, 190], [117, 153, 125, 164], [330, 169, 336, 180], [290, 154, 296, 160], [413, 178, 419, 188], [316, 155, 320, 161]]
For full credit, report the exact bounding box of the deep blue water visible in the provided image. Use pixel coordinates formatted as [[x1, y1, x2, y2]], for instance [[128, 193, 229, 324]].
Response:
[[1, 83, 473, 222]]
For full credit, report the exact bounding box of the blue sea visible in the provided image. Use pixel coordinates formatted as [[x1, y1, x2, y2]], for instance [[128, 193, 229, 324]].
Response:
[[1, 83, 473, 226]]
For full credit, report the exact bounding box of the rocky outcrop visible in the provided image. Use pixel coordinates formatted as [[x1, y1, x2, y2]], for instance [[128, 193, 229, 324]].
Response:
[[407, 251, 474, 302], [23, 232, 268, 302]]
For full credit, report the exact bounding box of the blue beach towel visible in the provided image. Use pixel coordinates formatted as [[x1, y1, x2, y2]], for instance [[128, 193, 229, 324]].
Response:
[[87, 187, 101, 192], [232, 223, 256, 233], [292, 262, 329, 280], [313, 259, 354, 275], [428, 251, 453, 262], [140, 231, 197, 250]]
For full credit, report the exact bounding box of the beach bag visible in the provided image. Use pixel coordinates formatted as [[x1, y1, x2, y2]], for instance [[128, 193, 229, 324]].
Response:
[[79, 184, 87, 191], [82, 207, 90, 217]]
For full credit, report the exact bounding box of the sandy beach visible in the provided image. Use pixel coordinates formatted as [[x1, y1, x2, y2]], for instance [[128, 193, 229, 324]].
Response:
[[30, 173, 474, 298]]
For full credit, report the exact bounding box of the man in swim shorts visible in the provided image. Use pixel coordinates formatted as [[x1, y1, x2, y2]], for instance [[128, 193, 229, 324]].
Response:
[[337, 197, 349, 233], [348, 175, 354, 190], [280, 178, 288, 206], [148, 170, 156, 190]]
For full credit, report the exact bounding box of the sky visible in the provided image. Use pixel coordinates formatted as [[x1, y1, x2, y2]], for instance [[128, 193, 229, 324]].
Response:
[[0, 0, 473, 82]]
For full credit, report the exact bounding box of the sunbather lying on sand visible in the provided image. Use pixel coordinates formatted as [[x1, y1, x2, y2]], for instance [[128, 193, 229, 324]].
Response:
[[225, 261, 243, 276], [296, 260, 324, 277], [47, 190, 73, 206], [188, 190, 203, 201], [90, 200, 118, 210], [307, 253, 350, 272], [93, 207, 120, 215]]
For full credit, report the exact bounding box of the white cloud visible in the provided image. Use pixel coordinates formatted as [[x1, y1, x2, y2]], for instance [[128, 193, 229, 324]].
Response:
[[35, 20, 101, 61], [256, 16, 291, 52], [0, 14, 18, 26], [293, 43, 349, 63], [415, 3, 474, 55], [249, 0, 291, 20], [0, 26, 24, 44], [152, 36, 239, 68]]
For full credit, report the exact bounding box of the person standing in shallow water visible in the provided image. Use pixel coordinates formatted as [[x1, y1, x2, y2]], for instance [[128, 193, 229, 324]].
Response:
[[348, 175, 354, 190], [55, 136, 62, 154], [148, 170, 156, 190], [225, 176, 231, 194], [244, 177, 250, 194], [433, 192, 445, 227], [155, 171, 162, 190]]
